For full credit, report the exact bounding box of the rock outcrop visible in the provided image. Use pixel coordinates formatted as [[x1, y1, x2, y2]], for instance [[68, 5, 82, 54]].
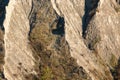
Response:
[[1, 0, 120, 80], [0, 1, 8, 79], [29, 0, 92, 80], [51, 0, 120, 80], [3, 0, 35, 80]]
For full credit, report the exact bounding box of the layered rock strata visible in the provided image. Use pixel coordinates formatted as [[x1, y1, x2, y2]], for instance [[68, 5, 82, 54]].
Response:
[[3, 0, 35, 80]]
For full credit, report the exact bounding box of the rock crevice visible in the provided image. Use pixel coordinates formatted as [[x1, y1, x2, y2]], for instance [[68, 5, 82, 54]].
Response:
[[51, 0, 120, 80], [1, 0, 120, 80]]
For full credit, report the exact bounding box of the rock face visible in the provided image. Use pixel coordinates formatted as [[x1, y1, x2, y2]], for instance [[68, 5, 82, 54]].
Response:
[[3, 0, 35, 80], [51, 0, 120, 80], [0, 0, 8, 78], [2, 0, 120, 80], [29, 0, 92, 80]]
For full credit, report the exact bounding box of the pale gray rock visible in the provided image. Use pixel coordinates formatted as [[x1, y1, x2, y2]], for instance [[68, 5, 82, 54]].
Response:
[[2, 0, 120, 80], [3, 0, 35, 80], [51, 0, 120, 80]]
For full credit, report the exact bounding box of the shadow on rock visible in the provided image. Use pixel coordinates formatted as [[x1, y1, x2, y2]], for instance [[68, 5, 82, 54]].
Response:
[[0, 0, 9, 31], [111, 58, 120, 80], [52, 17, 65, 36]]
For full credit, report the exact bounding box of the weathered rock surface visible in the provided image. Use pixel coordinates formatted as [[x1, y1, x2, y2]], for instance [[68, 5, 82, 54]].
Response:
[[2, 0, 120, 80], [3, 0, 35, 80], [51, 0, 120, 80], [29, 0, 92, 80]]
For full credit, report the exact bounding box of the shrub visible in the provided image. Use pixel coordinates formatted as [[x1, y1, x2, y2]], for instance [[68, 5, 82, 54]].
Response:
[[41, 66, 53, 80]]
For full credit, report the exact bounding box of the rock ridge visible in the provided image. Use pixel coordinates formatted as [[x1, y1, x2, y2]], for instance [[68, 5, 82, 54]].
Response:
[[3, 0, 36, 80], [51, 0, 120, 80]]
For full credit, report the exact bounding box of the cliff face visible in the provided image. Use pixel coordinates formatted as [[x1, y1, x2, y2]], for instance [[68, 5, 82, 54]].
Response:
[[3, 0, 35, 80], [29, 0, 91, 80], [51, 0, 120, 80], [1, 0, 120, 80]]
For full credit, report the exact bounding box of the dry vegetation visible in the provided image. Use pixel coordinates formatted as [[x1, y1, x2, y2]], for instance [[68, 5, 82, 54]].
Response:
[[111, 58, 120, 80], [29, 0, 91, 80]]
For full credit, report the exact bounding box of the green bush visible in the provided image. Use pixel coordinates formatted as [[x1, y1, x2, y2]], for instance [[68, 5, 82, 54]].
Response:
[[41, 66, 53, 80]]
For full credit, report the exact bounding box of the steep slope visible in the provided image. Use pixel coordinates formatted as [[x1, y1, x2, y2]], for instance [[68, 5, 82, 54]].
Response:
[[51, 0, 120, 80], [3, 0, 36, 80], [3, 0, 92, 80], [0, 0, 8, 79], [2, 0, 120, 80], [29, 0, 91, 80]]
